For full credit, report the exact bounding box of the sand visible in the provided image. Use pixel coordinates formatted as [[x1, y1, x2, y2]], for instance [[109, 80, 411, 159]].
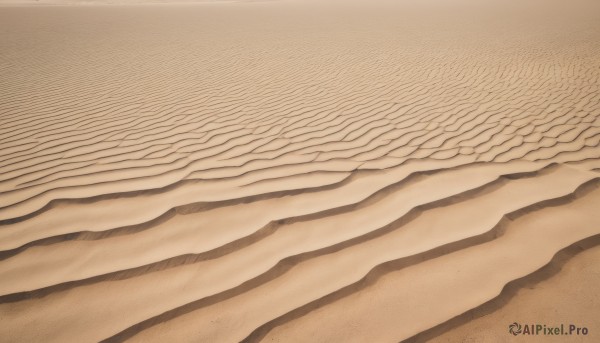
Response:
[[421, 240, 600, 343], [0, 0, 599, 342]]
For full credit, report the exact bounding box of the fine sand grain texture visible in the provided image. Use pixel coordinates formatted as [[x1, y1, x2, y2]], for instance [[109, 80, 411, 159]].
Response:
[[421, 241, 600, 343], [1, 0, 599, 342]]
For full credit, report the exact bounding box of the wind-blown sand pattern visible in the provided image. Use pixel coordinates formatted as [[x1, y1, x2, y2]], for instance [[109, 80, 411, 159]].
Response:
[[1, 0, 599, 342]]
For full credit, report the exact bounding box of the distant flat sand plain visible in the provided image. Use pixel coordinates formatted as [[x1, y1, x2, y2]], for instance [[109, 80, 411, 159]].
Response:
[[1, 0, 599, 342]]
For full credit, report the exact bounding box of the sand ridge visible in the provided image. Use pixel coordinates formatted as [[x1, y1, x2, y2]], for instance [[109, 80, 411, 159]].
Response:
[[0, 0, 599, 342]]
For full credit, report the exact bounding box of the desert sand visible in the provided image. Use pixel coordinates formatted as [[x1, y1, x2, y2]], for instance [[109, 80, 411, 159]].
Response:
[[0, 0, 599, 342]]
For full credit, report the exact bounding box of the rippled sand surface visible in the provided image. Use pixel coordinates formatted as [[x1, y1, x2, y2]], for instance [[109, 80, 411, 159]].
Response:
[[1, 0, 599, 341]]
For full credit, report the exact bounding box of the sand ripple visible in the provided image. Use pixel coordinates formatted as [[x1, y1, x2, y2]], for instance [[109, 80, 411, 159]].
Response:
[[0, 0, 599, 341]]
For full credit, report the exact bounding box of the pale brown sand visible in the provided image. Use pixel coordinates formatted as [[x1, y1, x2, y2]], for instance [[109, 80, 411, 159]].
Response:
[[421, 241, 600, 343], [0, 0, 599, 342]]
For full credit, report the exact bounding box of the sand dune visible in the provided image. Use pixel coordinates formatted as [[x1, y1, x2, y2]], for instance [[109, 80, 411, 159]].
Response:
[[1, 0, 599, 342]]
